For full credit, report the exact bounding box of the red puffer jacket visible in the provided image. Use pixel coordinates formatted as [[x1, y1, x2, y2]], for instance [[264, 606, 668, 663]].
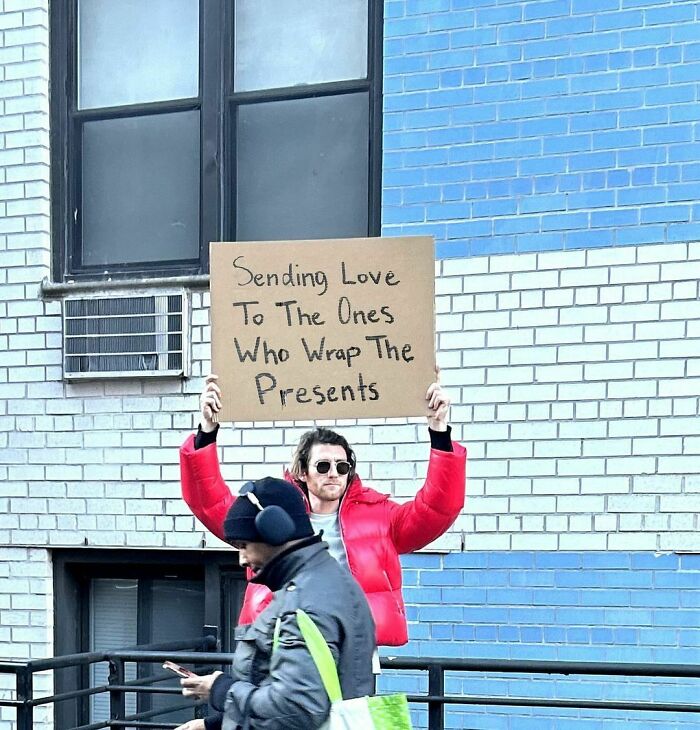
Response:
[[179, 434, 466, 646]]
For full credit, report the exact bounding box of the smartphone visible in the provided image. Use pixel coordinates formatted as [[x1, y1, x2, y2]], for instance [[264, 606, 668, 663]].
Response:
[[162, 660, 196, 678]]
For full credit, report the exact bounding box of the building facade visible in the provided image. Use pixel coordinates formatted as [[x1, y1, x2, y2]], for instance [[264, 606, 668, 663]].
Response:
[[1, 0, 699, 728]]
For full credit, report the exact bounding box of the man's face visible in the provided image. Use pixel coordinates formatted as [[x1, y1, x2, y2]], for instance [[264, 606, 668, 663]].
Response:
[[233, 541, 277, 575], [299, 443, 350, 508]]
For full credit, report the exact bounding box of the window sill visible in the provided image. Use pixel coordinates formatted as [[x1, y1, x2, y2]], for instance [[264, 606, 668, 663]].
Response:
[[40, 274, 210, 299]]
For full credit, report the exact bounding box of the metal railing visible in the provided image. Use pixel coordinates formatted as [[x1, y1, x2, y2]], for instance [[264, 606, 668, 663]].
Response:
[[2, 646, 699, 729], [381, 656, 700, 729], [0, 634, 225, 730]]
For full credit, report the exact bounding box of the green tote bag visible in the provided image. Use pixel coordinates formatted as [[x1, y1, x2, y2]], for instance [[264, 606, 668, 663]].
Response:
[[275, 608, 413, 730]]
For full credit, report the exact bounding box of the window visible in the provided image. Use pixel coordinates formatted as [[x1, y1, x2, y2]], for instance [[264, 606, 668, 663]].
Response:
[[89, 576, 205, 724], [53, 550, 245, 728], [50, 0, 383, 282]]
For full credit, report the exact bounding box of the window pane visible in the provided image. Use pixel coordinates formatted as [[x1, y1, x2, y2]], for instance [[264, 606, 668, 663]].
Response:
[[149, 580, 205, 723], [234, 0, 367, 91], [78, 0, 199, 109], [150, 579, 205, 644], [89, 579, 138, 722], [81, 111, 200, 267], [236, 93, 369, 241]]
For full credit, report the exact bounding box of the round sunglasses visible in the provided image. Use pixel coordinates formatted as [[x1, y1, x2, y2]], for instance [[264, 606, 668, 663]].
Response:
[[311, 459, 352, 476]]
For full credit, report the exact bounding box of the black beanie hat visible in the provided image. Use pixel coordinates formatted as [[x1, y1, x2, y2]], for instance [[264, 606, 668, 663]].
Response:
[[224, 476, 313, 545]]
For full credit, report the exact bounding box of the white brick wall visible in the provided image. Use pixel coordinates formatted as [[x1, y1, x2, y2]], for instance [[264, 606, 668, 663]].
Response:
[[438, 242, 700, 553], [0, 548, 52, 728], [0, 242, 700, 564]]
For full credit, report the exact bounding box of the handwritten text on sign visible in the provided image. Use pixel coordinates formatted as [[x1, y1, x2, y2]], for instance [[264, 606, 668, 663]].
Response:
[[210, 237, 435, 422]]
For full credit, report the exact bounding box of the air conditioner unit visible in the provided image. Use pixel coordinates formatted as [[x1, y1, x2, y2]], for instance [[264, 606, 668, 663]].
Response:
[[63, 292, 189, 380]]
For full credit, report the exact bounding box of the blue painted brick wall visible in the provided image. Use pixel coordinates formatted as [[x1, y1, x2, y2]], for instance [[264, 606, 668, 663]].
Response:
[[377, 551, 700, 729], [382, 0, 700, 258]]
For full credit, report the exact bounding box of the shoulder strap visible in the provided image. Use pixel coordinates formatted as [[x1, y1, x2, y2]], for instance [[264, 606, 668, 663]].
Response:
[[273, 609, 343, 704]]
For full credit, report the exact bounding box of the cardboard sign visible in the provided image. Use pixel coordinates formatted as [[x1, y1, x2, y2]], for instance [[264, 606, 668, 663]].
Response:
[[210, 237, 435, 422]]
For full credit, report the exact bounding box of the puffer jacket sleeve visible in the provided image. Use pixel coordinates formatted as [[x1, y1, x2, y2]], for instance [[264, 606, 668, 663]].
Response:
[[179, 433, 233, 541], [389, 439, 467, 554], [223, 610, 337, 730]]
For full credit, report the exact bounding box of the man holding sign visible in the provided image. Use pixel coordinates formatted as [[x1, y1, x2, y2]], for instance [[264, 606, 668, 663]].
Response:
[[179, 371, 466, 648]]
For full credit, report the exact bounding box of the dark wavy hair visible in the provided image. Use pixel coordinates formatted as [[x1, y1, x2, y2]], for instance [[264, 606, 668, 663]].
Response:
[[289, 427, 357, 490]]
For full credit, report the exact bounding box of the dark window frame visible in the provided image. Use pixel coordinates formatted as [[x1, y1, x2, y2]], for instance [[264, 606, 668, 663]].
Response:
[[52, 548, 245, 728], [50, 0, 383, 283]]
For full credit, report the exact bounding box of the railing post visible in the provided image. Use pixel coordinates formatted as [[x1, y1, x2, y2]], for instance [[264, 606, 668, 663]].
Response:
[[108, 657, 126, 722], [16, 666, 33, 730], [203, 624, 219, 651], [427, 664, 444, 730], [196, 625, 220, 719]]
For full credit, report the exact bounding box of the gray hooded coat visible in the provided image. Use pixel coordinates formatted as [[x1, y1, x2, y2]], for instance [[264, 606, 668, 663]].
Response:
[[210, 536, 375, 730]]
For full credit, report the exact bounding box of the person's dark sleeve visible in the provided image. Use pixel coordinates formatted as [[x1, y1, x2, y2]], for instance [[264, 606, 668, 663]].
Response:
[[194, 424, 219, 450], [203, 711, 224, 730], [209, 673, 235, 712], [429, 425, 453, 452]]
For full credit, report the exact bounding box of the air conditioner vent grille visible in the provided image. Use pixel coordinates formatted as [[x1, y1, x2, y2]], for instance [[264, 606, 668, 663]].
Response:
[[63, 292, 188, 379]]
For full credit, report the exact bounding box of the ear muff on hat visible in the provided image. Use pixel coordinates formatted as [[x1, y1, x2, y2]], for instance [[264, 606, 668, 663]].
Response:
[[239, 482, 296, 546]]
